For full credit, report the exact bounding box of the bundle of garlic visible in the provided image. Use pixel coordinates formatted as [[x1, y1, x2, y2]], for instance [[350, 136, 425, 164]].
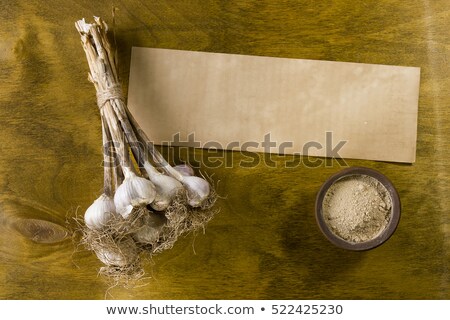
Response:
[[75, 17, 217, 282]]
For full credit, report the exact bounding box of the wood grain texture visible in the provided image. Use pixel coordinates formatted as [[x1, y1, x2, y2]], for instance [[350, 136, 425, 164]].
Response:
[[0, 0, 449, 299]]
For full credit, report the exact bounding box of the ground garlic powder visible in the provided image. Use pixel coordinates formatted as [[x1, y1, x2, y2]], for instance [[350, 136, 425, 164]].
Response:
[[322, 175, 392, 243]]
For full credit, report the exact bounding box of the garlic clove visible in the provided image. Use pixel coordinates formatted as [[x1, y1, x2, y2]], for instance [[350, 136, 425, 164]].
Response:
[[173, 164, 195, 177], [94, 237, 138, 267], [114, 172, 156, 218], [133, 212, 167, 244], [84, 193, 117, 230], [181, 175, 211, 207]]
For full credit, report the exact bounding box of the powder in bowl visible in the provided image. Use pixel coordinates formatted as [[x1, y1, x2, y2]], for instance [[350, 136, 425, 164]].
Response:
[[322, 174, 392, 243]]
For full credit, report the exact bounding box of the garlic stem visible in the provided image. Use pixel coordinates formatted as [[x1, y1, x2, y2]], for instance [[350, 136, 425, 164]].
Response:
[[101, 118, 113, 197], [105, 98, 186, 210], [102, 105, 156, 217], [77, 18, 180, 181], [84, 117, 119, 231], [102, 114, 123, 190], [101, 103, 135, 178], [173, 164, 195, 176], [124, 108, 184, 180], [109, 99, 147, 170], [77, 17, 210, 208], [125, 109, 210, 207]]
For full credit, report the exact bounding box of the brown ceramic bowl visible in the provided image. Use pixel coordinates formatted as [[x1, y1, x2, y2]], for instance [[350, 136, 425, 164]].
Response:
[[315, 167, 401, 251]]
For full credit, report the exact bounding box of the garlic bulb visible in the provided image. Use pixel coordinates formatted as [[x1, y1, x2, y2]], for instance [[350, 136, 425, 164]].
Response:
[[84, 193, 117, 230], [181, 175, 211, 207], [173, 164, 195, 177], [95, 237, 138, 267], [133, 211, 167, 244], [114, 171, 156, 218], [162, 164, 211, 207], [144, 162, 183, 211]]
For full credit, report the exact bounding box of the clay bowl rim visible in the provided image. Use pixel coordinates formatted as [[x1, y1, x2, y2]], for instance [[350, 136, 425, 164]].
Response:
[[315, 166, 401, 251]]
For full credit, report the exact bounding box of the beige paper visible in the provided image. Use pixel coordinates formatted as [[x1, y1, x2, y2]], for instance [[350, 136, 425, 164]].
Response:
[[128, 47, 420, 163]]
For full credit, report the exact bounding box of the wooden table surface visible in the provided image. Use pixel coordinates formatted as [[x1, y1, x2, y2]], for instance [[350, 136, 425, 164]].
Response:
[[0, 0, 449, 299]]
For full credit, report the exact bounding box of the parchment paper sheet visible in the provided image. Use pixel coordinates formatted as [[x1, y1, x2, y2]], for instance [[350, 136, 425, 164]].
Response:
[[128, 47, 420, 163]]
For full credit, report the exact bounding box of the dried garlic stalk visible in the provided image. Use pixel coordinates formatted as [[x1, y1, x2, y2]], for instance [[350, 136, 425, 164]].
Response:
[[74, 17, 218, 284]]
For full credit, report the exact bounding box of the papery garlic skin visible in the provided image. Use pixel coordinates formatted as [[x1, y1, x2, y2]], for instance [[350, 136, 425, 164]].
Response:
[[114, 171, 156, 218], [144, 163, 183, 211], [173, 164, 195, 177], [84, 194, 117, 230], [181, 176, 211, 207], [95, 238, 137, 267], [133, 212, 166, 244]]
